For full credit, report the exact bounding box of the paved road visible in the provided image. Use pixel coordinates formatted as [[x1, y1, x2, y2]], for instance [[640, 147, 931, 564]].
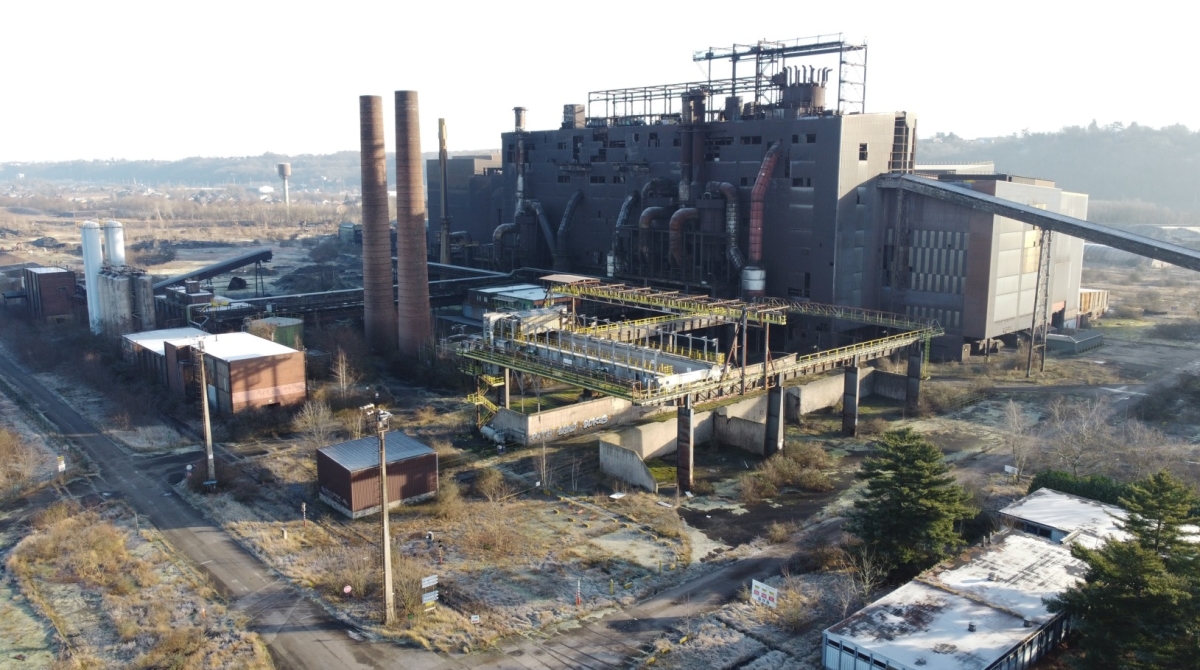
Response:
[[0, 351, 810, 669]]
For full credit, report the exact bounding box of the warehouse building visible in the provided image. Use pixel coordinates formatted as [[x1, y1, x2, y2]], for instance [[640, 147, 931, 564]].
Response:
[[158, 331, 306, 416], [822, 489, 1124, 670], [22, 267, 76, 323], [121, 326, 207, 385], [317, 431, 438, 518]]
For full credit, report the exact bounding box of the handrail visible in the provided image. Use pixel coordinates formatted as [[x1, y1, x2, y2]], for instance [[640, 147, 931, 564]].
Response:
[[555, 280, 788, 326]]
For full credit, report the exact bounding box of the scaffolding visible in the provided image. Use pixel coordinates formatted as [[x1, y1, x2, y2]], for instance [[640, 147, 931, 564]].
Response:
[[553, 280, 788, 326]]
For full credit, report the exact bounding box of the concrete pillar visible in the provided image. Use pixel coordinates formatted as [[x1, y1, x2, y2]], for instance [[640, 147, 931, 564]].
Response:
[[676, 396, 694, 492], [842, 361, 860, 437], [764, 374, 784, 457], [906, 345, 923, 415], [502, 368, 510, 409]]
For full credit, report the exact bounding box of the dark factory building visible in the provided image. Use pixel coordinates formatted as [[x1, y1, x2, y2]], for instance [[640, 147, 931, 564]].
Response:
[[429, 37, 1089, 360], [23, 267, 77, 323]]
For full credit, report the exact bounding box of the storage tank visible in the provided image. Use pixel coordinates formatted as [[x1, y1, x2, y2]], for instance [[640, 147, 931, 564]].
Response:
[[102, 220, 126, 267], [81, 221, 104, 334], [132, 273, 156, 331], [249, 316, 304, 349]]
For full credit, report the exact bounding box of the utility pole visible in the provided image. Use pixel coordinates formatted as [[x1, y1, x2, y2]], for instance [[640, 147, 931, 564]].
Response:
[[195, 340, 216, 488], [363, 404, 395, 625]]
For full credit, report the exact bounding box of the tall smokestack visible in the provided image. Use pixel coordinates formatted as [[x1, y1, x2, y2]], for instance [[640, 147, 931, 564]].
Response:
[[438, 118, 451, 265], [359, 95, 398, 352], [394, 91, 433, 356]]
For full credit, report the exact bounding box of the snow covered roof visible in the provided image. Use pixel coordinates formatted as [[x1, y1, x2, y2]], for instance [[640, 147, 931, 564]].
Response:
[[826, 531, 1086, 670], [999, 488, 1126, 541], [190, 331, 297, 362], [123, 327, 207, 355], [26, 266, 72, 275]]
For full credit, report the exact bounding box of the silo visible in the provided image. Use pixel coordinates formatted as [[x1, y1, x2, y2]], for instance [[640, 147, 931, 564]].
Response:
[[110, 274, 134, 335], [132, 273, 156, 331], [81, 221, 104, 334], [393, 90, 432, 357], [359, 95, 398, 352], [102, 220, 126, 267]]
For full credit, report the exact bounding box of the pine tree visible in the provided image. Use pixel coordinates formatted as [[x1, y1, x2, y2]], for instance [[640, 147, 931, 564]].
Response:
[[845, 428, 976, 576], [1119, 470, 1200, 563]]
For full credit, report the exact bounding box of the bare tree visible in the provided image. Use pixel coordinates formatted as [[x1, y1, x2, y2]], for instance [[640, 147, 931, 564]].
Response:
[[1040, 397, 1113, 477], [332, 347, 361, 400], [841, 544, 887, 602], [1003, 400, 1034, 482], [293, 400, 335, 451]]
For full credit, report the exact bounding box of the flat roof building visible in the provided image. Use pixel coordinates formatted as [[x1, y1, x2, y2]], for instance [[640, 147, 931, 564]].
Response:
[[823, 488, 1123, 670], [24, 266, 76, 324], [317, 432, 438, 518]]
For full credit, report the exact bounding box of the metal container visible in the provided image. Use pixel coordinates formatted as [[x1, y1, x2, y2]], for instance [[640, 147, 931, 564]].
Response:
[[102, 220, 126, 267], [81, 221, 103, 333], [250, 316, 304, 349], [562, 104, 584, 129], [316, 431, 438, 518], [741, 266, 766, 298], [276, 163, 291, 178]]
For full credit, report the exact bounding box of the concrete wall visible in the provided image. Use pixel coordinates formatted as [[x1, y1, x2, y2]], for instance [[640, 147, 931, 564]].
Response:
[[599, 441, 658, 492], [786, 372, 847, 420], [870, 370, 908, 401], [491, 395, 664, 446], [714, 416, 766, 455]]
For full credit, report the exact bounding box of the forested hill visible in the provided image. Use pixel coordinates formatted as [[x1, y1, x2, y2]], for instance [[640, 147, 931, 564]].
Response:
[[3, 123, 1198, 211], [919, 122, 1200, 211]]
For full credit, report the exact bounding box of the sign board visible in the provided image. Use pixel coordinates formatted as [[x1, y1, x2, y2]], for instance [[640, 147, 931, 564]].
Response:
[[56, 456, 65, 473], [751, 580, 778, 609], [421, 590, 439, 604], [470, 615, 480, 625], [421, 575, 438, 589], [1004, 465, 1020, 475]]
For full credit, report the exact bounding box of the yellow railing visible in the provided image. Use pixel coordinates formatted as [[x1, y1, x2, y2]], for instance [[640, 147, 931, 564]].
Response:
[[557, 281, 788, 326]]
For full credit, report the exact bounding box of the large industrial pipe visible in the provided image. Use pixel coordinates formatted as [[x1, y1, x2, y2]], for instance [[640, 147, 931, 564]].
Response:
[[641, 178, 672, 202], [689, 94, 707, 200], [394, 90, 433, 357], [609, 192, 639, 274], [638, 206, 667, 261], [81, 221, 103, 334], [102, 220, 125, 267], [748, 141, 783, 266], [744, 140, 784, 299], [554, 191, 584, 271], [492, 223, 517, 262], [359, 95, 398, 352], [668, 208, 699, 268], [528, 200, 557, 261], [711, 182, 744, 272], [679, 105, 693, 204]]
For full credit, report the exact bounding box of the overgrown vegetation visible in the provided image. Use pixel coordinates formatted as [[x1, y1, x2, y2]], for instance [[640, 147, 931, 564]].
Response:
[[738, 443, 835, 504], [0, 425, 45, 495]]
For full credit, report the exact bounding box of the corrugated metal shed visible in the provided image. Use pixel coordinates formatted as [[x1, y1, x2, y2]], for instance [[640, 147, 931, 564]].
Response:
[[319, 431, 434, 471]]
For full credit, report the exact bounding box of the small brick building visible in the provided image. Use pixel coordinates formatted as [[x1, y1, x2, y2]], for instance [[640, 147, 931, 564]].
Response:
[[23, 267, 76, 323], [317, 432, 438, 518], [161, 331, 306, 416]]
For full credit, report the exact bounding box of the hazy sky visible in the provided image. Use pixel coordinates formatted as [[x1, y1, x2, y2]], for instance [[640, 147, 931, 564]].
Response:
[[2, 1, 1192, 162]]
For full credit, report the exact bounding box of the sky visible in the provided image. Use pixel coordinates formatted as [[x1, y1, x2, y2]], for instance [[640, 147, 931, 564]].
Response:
[[2, 0, 1193, 162]]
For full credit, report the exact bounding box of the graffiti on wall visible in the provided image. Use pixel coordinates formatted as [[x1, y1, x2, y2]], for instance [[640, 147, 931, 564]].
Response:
[[527, 414, 609, 444]]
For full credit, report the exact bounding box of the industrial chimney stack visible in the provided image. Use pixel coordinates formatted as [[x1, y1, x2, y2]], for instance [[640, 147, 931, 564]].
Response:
[[359, 96, 398, 352], [276, 163, 291, 222], [393, 91, 433, 357]]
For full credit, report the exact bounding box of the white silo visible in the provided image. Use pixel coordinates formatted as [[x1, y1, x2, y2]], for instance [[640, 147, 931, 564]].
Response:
[[102, 220, 126, 267], [81, 221, 104, 334]]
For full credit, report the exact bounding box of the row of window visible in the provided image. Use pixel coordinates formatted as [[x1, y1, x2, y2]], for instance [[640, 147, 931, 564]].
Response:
[[905, 305, 962, 328]]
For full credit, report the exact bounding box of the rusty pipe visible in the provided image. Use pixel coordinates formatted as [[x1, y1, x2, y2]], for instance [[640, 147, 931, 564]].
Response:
[[749, 140, 783, 266], [641, 178, 672, 202], [668, 208, 699, 268], [711, 181, 744, 272], [394, 90, 432, 357], [554, 190, 584, 271], [359, 95, 397, 352], [638, 206, 667, 261]]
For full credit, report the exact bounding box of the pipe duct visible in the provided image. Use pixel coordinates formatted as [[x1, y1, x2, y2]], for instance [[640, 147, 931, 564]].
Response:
[[554, 191, 584, 271], [641, 178, 672, 202], [527, 200, 557, 264], [393, 90, 432, 356], [668, 208, 699, 268], [492, 223, 517, 261], [359, 95, 398, 352], [748, 141, 783, 266], [638, 206, 667, 261], [610, 192, 639, 273], [710, 182, 744, 272]]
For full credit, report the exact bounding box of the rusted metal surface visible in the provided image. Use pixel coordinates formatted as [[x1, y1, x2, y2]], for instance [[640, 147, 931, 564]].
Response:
[[748, 140, 783, 265], [359, 95, 397, 352], [668, 208, 698, 267], [394, 90, 432, 356]]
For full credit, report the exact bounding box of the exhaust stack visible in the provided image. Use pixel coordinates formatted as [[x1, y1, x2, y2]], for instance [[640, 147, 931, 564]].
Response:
[[359, 95, 398, 352], [394, 91, 433, 357]]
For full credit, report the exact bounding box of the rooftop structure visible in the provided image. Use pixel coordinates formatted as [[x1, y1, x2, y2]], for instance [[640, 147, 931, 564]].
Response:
[[823, 488, 1122, 670]]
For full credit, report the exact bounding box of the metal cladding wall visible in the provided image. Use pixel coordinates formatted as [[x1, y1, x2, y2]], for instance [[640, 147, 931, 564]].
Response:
[[23, 268, 76, 322], [359, 95, 398, 352], [317, 450, 438, 517], [393, 90, 432, 356]]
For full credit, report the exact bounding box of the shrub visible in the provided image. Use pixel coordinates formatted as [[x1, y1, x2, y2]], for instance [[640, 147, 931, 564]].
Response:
[[1027, 470, 1128, 506], [691, 479, 715, 495], [739, 473, 778, 504], [471, 467, 510, 502], [432, 475, 466, 520], [766, 520, 796, 544]]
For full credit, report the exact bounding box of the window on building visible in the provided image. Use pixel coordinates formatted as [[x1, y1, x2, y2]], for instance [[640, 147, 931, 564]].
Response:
[[612, 175, 626, 184], [672, 137, 681, 147], [608, 140, 626, 148], [740, 177, 749, 187], [859, 143, 869, 161], [806, 133, 817, 144], [791, 134, 799, 143], [557, 142, 567, 150], [633, 133, 640, 142], [590, 176, 606, 184], [649, 132, 659, 147], [740, 135, 763, 145], [557, 175, 571, 183], [792, 177, 812, 187]]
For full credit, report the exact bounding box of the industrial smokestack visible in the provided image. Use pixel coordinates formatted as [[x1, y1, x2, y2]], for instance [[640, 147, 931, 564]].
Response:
[[102, 220, 125, 267], [513, 107, 527, 132], [81, 221, 103, 334], [359, 95, 398, 352], [438, 118, 451, 265], [394, 91, 433, 357]]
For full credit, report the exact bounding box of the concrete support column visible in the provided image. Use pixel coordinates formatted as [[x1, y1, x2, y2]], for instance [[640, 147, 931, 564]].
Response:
[[764, 374, 784, 457], [842, 361, 860, 437], [676, 396, 694, 493], [502, 368, 510, 409], [906, 344, 923, 416]]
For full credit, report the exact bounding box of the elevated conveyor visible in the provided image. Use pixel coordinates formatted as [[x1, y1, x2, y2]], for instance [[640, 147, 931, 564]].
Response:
[[878, 174, 1200, 271], [153, 248, 274, 294]]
